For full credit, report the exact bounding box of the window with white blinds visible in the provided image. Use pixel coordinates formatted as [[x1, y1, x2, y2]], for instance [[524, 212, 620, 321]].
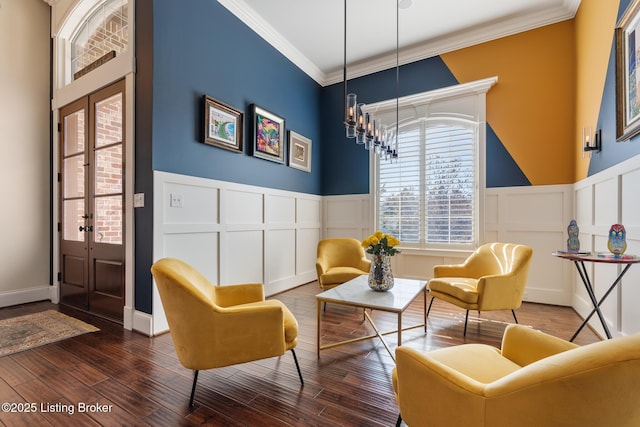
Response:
[[378, 119, 476, 247], [368, 77, 495, 251]]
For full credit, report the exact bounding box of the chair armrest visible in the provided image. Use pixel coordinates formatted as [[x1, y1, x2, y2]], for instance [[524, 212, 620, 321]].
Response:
[[213, 283, 264, 307], [359, 258, 372, 272], [395, 346, 488, 427], [501, 324, 578, 366], [433, 264, 468, 278]]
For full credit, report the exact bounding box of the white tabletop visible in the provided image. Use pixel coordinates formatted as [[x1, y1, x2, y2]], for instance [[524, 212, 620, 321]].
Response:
[[316, 275, 427, 313]]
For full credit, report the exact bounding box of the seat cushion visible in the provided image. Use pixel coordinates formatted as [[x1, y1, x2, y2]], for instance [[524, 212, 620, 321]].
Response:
[[428, 343, 522, 384], [320, 267, 368, 286], [429, 277, 479, 304]]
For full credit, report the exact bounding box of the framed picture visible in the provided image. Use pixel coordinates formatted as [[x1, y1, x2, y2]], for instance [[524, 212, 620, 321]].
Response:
[[288, 130, 312, 172], [203, 95, 243, 152], [252, 104, 286, 163], [616, 0, 640, 141]]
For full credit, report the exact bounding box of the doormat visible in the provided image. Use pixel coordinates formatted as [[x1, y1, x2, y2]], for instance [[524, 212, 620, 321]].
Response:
[[0, 310, 99, 357]]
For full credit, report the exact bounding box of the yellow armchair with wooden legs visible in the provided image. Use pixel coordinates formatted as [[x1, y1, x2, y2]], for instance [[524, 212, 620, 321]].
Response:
[[392, 324, 640, 427], [150, 258, 303, 406], [315, 238, 371, 290], [427, 242, 533, 336]]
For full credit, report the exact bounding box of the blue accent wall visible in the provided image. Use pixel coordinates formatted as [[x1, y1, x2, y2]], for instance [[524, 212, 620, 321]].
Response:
[[486, 124, 531, 187], [151, 1, 322, 195], [590, 0, 640, 176]]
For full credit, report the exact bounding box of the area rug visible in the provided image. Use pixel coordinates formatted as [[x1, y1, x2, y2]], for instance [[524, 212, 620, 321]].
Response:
[[0, 310, 99, 357]]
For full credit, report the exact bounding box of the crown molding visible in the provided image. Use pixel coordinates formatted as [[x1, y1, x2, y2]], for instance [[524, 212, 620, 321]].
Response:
[[217, 0, 325, 85], [220, 0, 580, 87]]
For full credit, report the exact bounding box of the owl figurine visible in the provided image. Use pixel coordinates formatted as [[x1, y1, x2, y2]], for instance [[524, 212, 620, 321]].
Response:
[[607, 224, 627, 256], [567, 219, 580, 252]]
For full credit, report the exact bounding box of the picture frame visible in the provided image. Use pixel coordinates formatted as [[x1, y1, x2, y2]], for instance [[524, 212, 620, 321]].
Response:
[[288, 130, 312, 172], [616, 0, 640, 141], [203, 95, 243, 152], [252, 104, 286, 164]]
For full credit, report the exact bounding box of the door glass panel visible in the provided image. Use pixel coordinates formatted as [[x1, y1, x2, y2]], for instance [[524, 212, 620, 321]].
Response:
[[64, 110, 85, 155], [95, 93, 122, 148], [95, 145, 122, 195], [94, 195, 122, 244], [63, 154, 85, 198], [64, 199, 85, 242]]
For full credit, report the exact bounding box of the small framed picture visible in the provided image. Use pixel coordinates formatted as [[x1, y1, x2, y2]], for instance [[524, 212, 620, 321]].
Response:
[[252, 104, 286, 164], [203, 95, 243, 152], [288, 131, 312, 172]]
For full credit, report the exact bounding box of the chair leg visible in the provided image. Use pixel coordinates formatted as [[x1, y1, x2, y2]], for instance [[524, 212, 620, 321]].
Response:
[[463, 310, 470, 336], [291, 349, 304, 385], [189, 370, 199, 407], [512, 309, 518, 324], [396, 413, 403, 427], [426, 296, 436, 317]]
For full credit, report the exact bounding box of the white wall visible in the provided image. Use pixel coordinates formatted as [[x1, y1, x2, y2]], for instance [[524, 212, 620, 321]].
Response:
[[323, 184, 575, 306], [148, 171, 321, 335], [0, 0, 52, 306], [573, 154, 640, 338]]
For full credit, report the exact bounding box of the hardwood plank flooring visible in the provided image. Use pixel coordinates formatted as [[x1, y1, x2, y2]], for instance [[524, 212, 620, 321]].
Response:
[[0, 282, 600, 426]]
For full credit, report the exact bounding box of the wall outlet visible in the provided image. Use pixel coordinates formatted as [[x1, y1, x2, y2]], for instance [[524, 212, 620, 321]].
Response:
[[133, 193, 145, 208], [170, 193, 183, 208]]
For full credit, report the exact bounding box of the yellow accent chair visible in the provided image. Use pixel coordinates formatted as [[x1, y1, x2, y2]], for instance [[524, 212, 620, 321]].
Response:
[[315, 237, 371, 291], [150, 258, 303, 406], [392, 324, 640, 427], [427, 242, 533, 336]]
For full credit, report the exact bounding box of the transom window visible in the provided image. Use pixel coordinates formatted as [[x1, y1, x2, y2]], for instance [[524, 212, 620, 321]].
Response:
[[70, 0, 128, 78]]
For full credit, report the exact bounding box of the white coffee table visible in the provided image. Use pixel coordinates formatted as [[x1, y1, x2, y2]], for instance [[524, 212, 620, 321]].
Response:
[[316, 275, 428, 361]]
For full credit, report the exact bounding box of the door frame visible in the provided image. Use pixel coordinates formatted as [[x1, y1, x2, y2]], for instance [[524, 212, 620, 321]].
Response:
[[52, 73, 136, 330]]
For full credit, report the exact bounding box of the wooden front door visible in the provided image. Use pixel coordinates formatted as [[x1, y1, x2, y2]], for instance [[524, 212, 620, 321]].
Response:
[[59, 80, 126, 321]]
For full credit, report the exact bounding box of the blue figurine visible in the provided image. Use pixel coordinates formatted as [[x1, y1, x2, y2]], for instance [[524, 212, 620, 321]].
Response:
[[607, 224, 627, 256], [567, 219, 580, 252]]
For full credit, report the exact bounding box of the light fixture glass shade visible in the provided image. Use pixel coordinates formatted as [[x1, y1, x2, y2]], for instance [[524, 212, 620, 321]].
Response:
[[355, 103, 365, 144], [345, 93, 357, 138]]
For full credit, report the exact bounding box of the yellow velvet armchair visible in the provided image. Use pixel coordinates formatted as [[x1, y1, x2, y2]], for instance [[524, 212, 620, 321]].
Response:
[[392, 324, 640, 427], [316, 238, 371, 290], [150, 258, 303, 406], [428, 242, 533, 335]]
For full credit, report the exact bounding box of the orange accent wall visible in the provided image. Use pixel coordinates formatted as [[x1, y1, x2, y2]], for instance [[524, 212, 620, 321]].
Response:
[[442, 22, 576, 185], [574, 0, 620, 181]]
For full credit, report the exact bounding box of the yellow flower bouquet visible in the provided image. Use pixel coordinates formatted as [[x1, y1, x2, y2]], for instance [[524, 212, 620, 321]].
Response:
[[361, 231, 401, 256]]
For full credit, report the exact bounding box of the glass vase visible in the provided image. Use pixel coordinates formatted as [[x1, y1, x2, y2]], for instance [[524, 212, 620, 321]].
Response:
[[368, 254, 394, 292]]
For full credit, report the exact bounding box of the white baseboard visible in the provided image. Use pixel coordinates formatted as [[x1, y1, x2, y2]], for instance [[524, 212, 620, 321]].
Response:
[[0, 286, 51, 308], [132, 310, 153, 336]]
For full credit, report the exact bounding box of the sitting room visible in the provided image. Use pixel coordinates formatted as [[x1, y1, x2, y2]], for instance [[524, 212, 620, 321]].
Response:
[[2, 0, 640, 425]]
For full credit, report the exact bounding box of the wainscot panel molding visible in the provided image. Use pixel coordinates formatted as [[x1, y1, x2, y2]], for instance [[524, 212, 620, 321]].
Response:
[[151, 171, 321, 335], [574, 154, 640, 338], [485, 184, 574, 306], [323, 185, 574, 306]]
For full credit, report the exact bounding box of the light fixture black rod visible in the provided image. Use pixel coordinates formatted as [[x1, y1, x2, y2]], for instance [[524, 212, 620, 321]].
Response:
[[343, 0, 347, 124], [395, 0, 400, 153]]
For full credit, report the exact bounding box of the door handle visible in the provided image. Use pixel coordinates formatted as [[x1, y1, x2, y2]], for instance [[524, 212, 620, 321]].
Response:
[[79, 225, 94, 232]]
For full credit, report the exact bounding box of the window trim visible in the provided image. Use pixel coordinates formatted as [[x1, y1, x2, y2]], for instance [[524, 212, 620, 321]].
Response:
[[366, 76, 497, 252]]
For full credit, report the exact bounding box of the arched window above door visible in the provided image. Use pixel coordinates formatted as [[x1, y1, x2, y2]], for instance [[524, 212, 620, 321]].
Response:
[[56, 0, 129, 87]]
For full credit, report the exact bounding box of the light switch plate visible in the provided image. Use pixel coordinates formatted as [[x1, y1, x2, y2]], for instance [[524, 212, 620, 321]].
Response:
[[133, 193, 145, 208]]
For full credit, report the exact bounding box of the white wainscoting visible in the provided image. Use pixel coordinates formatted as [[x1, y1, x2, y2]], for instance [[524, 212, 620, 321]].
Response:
[[573, 154, 640, 338], [323, 184, 574, 306], [151, 171, 321, 335]]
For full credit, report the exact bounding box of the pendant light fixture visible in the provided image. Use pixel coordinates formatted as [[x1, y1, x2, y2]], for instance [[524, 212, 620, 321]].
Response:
[[343, 0, 400, 162]]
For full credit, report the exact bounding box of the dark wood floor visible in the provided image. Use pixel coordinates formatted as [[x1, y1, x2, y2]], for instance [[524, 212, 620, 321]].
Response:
[[0, 281, 599, 427]]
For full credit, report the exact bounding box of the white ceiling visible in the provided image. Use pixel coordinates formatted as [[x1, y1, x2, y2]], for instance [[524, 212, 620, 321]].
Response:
[[218, 0, 581, 86]]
